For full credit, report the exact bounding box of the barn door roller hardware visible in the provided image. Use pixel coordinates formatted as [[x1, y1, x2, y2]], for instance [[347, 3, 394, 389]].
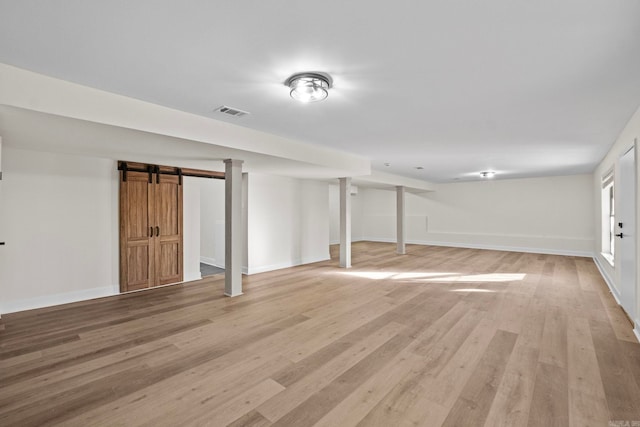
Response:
[[121, 162, 128, 182], [117, 161, 225, 181]]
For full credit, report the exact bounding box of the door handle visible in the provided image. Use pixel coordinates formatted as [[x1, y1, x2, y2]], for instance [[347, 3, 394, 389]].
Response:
[[156, 226, 160, 237], [150, 226, 153, 237], [615, 233, 624, 238]]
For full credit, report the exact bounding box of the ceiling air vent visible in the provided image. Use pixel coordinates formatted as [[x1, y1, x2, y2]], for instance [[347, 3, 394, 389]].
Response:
[[215, 105, 250, 118]]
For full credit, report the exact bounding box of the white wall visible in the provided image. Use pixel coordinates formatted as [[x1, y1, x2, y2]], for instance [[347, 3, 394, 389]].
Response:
[[357, 174, 594, 256], [248, 174, 330, 274], [0, 148, 333, 313], [593, 104, 640, 335], [199, 178, 225, 268], [328, 184, 363, 244], [0, 149, 214, 313], [0, 147, 120, 314]]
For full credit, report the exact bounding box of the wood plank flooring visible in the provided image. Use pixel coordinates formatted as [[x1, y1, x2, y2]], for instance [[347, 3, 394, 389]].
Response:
[[1, 242, 639, 426]]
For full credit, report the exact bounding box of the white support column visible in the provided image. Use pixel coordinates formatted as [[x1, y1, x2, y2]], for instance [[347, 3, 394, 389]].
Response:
[[242, 172, 248, 275], [0, 136, 4, 250], [224, 159, 244, 297], [396, 185, 406, 255], [339, 177, 352, 268], [0, 136, 3, 319]]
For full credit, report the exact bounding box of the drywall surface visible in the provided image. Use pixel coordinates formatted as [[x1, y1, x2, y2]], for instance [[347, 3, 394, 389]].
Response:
[[0, 151, 333, 312], [0, 149, 209, 313], [0, 147, 119, 313], [248, 174, 330, 274], [358, 174, 594, 256]]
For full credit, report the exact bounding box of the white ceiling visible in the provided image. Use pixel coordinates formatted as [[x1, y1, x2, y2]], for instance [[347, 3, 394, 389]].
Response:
[[0, 0, 639, 182]]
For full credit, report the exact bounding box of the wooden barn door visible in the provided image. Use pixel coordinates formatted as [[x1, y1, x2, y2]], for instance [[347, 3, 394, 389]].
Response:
[[120, 167, 183, 292], [155, 173, 183, 286], [120, 171, 155, 291]]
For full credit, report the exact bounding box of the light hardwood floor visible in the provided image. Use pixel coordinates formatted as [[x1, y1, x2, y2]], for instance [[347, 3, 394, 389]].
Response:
[[1, 242, 639, 426]]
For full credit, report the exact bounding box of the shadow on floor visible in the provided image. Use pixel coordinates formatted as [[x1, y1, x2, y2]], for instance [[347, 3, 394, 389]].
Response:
[[200, 263, 224, 277]]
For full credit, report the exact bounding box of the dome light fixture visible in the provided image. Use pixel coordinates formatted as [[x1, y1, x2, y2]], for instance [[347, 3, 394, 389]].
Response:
[[480, 171, 496, 178], [285, 72, 332, 103]]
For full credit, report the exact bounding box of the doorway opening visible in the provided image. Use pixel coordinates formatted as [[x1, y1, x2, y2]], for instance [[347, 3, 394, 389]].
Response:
[[118, 161, 226, 292], [199, 177, 226, 278]]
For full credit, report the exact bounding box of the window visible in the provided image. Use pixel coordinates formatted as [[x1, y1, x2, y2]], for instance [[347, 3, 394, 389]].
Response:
[[601, 172, 615, 265]]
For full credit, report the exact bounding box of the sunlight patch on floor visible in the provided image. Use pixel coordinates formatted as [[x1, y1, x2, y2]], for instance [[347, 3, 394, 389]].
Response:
[[337, 271, 458, 280], [334, 271, 526, 282], [423, 273, 526, 282], [338, 272, 397, 280]]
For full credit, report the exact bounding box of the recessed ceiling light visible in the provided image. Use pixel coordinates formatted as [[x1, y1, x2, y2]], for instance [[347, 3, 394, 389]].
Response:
[[384, 163, 391, 167], [285, 72, 332, 103], [480, 171, 496, 178]]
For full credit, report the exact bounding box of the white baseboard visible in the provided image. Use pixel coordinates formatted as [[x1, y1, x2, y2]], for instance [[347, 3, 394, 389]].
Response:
[[200, 256, 216, 265], [0, 285, 117, 315], [330, 238, 364, 246], [361, 237, 594, 258], [246, 255, 330, 275], [200, 256, 224, 269], [592, 255, 621, 304], [592, 253, 638, 344]]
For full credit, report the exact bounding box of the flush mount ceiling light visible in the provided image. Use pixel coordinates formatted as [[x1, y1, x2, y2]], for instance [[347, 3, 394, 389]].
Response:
[[480, 171, 496, 178], [285, 72, 332, 103]]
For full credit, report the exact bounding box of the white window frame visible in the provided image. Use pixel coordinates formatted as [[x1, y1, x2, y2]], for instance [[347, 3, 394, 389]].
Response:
[[601, 171, 615, 266]]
